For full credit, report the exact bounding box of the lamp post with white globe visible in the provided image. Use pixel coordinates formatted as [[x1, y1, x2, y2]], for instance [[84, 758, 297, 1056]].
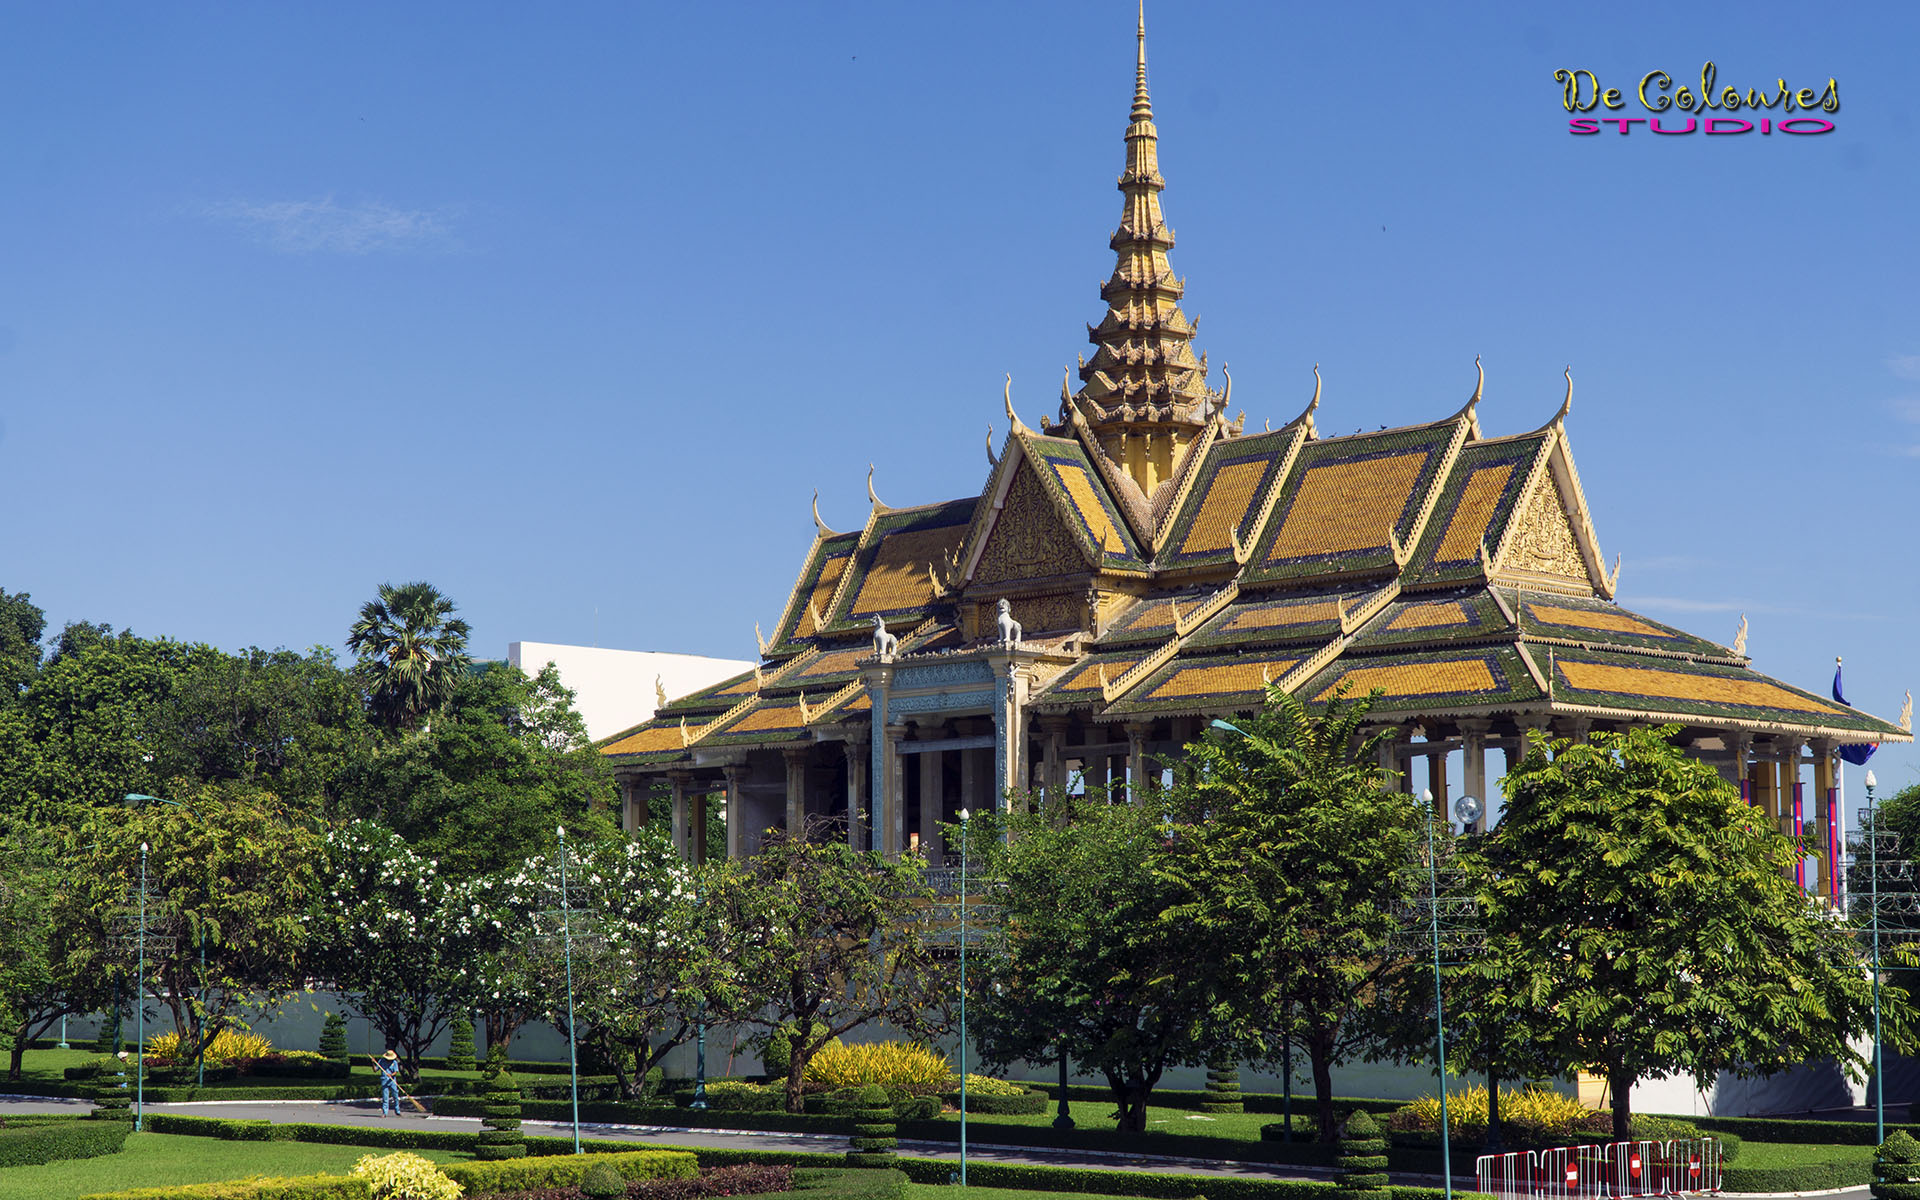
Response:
[[1866, 768, 1885, 1143], [1422, 788, 1481, 1200]]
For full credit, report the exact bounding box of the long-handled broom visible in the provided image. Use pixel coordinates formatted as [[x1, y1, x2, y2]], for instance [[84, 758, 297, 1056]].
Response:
[[368, 1054, 431, 1115]]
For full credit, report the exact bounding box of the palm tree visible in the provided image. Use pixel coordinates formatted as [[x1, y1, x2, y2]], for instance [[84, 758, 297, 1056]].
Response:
[[346, 582, 472, 733]]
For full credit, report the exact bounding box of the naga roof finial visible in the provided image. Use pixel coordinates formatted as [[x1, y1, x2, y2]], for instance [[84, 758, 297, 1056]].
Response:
[[1555, 366, 1573, 424], [1901, 690, 1912, 734], [811, 489, 838, 537], [986, 423, 1000, 468], [1453, 355, 1483, 422], [1733, 614, 1748, 657], [655, 674, 668, 712], [867, 463, 889, 511], [1004, 373, 1030, 435]]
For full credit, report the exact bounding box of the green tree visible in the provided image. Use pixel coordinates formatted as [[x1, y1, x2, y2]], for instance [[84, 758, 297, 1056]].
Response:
[[154, 645, 368, 810], [0, 819, 114, 1079], [491, 829, 708, 1100], [1162, 686, 1421, 1142], [970, 799, 1226, 1133], [706, 834, 950, 1114], [0, 586, 45, 705], [7, 626, 193, 823], [342, 662, 616, 877], [65, 786, 325, 1074], [346, 581, 472, 734], [1485, 725, 1889, 1140], [315, 821, 502, 1079]]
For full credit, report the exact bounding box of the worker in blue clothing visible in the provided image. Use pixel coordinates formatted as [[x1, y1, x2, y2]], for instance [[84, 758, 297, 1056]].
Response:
[[376, 1049, 401, 1116]]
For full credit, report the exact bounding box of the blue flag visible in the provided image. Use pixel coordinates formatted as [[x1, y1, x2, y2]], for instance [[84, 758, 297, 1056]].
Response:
[[1833, 659, 1878, 766]]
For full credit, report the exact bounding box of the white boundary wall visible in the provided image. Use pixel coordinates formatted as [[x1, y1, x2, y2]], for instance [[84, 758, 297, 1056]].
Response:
[[507, 642, 753, 742]]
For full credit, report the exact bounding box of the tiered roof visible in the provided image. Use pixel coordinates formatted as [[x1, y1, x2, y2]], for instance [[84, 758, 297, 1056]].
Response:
[[599, 17, 1909, 770]]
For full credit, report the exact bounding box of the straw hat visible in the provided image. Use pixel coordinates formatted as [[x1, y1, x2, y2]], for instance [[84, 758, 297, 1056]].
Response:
[[382, 1050, 397, 1060]]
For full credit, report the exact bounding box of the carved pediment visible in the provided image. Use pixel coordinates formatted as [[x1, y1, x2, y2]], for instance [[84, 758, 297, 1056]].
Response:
[[973, 467, 1089, 586], [1503, 471, 1589, 587]]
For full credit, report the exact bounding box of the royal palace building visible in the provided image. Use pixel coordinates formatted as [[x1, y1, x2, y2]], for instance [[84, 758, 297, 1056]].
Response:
[[601, 13, 1911, 896]]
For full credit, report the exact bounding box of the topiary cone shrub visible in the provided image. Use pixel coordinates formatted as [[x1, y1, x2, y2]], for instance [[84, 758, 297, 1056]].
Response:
[[318, 1013, 349, 1064], [1333, 1110, 1391, 1200], [447, 1017, 476, 1073], [89, 1057, 132, 1121], [1874, 1131, 1920, 1200], [476, 1059, 527, 1161], [1203, 1050, 1244, 1114], [846, 1083, 899, 1167]]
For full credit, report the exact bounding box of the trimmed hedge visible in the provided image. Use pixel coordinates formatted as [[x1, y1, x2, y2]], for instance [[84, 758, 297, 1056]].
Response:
[[78, 1178, 366, 1200], [145, 1114, 478, 1152], [1686, 1113, 1905, 1146], [441, 1147, 696, 1192], [1012, 1083, 1404, 1117], [685, 1144, 1484, 1200], [938, 1088, 1049, 1115], [0, 1118, 133, 1168], [1723, 1160, 1872, 1193]]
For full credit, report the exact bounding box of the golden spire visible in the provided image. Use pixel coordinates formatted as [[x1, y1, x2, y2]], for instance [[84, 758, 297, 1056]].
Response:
[[1065, 2, 1221, 496]]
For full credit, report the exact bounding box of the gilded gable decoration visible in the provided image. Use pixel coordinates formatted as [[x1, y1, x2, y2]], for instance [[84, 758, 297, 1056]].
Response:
[[1733, 614, 1749, 658], [973, 468, 1087, 585], [1504, 471, 1587, 585]]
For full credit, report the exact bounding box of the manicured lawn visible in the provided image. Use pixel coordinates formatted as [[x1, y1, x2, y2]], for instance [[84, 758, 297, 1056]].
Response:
[[1730, 1139, 1869, 1169], [0, 1132, 467, 1200]]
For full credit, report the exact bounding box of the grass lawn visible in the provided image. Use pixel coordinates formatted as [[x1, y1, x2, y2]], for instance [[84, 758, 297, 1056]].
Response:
[[0, 1132, 467, 1200], [1731, 1140, 1870, 1169]]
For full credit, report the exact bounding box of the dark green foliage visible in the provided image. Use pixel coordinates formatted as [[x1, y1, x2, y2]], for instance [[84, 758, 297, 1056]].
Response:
[[1332, 1110, 1390, 1200], [1204, 1051, 1245, 1113], [845, 1084, 898, 1166], [1878, 1131, 1920, 1200], [88, 1057, 131, 1120], [477, 1067, 528, 1160], [447, 1016, 476, 1072], [318, 1013, 348, 1063], [96, 1008, 123, 1055], [0, 1117, 132, 1167], [938, 1088, 1046, 1114], [1726, 1160, 1871, 1193], [581, 1159, 630, 1198], [760, 1019, 830, 1082], [1484, 726, 1890, 1141]]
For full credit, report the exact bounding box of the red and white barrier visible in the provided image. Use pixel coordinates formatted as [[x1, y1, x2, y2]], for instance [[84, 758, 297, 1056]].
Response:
[[1475, 1138, 1722, 1200]]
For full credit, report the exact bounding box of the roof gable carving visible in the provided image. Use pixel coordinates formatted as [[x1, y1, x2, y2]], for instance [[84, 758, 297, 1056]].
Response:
[[972, 464, 1092, 586]]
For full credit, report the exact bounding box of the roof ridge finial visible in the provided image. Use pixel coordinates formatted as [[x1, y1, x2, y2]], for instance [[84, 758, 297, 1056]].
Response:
[[1133, 0, 1152, 123]]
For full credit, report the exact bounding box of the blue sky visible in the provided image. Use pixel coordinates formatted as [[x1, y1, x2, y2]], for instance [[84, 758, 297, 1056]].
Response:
[[2, 1, 1914, 790]]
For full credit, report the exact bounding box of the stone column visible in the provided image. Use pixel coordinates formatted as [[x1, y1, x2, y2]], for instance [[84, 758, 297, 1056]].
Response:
[[782, 747, 810, 840], [1429, 748, 1449, 806], [690, 792, 708, 864], [617, 776, 640, 834], [1126, 722, 1153, 805], [1725, 731, 1754, 793], [669, 771, 692, 858], [722, 763, 748, 860], [843, 740, 869, 851], [1561, 717, 1592, 746], [883, 723, 908, 859]]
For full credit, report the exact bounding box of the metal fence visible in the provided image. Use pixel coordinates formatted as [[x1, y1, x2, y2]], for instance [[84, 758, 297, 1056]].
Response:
[[1476, 1138, 1722, 1200]]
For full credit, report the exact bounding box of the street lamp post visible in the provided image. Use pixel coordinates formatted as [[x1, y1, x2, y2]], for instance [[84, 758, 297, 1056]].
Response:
[[555, 825, 583, 1154], [1419, 789, 1453, 1200], [1867, 769, 1885, 1144], [136, 840, 149, 1132], [958, 807, 971, 1187], [692, 875, 708, 1111], [1052, 1040, 1074, 1131], [126, 793, 205, 1085]]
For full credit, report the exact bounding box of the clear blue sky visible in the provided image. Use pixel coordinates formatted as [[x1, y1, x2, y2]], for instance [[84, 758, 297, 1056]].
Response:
[[3, 1, 1913, 790]]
